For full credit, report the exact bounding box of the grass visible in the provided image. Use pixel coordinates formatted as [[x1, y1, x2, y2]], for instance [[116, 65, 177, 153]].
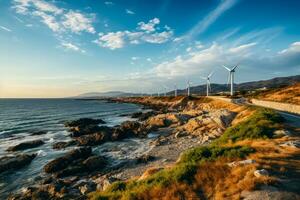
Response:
[[89, 109, 284, 200], [212, 109, 284, 145]]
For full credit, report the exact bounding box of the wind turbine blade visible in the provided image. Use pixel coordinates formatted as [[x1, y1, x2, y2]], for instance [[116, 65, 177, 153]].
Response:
[[232, 65, 239, 71], [222, 65, 230, 71], [208, 71, 214, 78]]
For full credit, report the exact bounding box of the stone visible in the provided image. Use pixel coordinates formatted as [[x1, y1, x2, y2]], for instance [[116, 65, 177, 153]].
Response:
[[52, 140, 77, 150], [280, 141, 300, 148], [30, 130, 47, 136], [254, 169, 269, 177], [228, 159, 256, 167], [44, 147, 91, 173], [94, 176, 119, 191], [6, 140, 45, 151], [82, 155, 107, 171], [64, 118, 106, 127], [136, 154, 155, 164], [0, 154, 36, 173], [174, 131, 187, 138], [274, 129, 291, 137]]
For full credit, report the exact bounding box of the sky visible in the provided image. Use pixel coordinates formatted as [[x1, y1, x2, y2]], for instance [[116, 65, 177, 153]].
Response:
[[0, 0, 300, 98]]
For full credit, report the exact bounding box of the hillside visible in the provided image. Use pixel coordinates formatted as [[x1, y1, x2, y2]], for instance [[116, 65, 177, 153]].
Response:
[[253, 83, 300, 105]]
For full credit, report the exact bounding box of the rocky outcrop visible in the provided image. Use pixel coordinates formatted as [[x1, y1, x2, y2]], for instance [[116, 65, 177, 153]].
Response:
[[0, 154, 36, 173], [145, 113, 192, 129], [179, 109, 235, 139], [44, 147, 107, 178], [52, 140, 78, 150], [44, 147, 92, 173], [64, 118, 106, 127], [6, 140, 45, 151]]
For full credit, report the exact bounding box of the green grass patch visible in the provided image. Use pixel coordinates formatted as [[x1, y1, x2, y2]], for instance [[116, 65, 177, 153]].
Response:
[[89, 145, 254, 200], [212, 109, 284, 145]]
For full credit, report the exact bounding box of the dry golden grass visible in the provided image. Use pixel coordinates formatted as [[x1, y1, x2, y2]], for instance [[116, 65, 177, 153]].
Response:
[[256, 83, 300, 105]]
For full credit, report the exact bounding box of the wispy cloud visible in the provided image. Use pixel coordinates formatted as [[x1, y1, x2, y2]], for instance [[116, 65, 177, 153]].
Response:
[[126, 9, 135, 15], [60, 41, 85, 53], [104, 1, 114, 6], [0, 25, 12, 32], [185, 0, 239, 40]]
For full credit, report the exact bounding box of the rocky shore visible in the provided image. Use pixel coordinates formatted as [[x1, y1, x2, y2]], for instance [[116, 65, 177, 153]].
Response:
[[4, 96, 299, 199]]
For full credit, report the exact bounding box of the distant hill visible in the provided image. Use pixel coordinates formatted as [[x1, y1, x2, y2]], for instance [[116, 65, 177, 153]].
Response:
[[75, 75, 300, 98], [173, 75, 300, 95]]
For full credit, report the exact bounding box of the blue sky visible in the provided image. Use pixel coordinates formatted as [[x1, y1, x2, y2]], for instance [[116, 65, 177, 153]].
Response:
[[0, 0, 300, 97]]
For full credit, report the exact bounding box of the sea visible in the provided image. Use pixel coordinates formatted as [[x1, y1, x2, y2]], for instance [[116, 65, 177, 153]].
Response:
[[0, 99, 153, 198]]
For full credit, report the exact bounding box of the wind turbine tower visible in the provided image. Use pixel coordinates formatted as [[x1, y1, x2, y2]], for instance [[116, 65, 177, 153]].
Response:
[[174, 84, 177, 97], [222, 65, 239, 96], [201, 71, 214, 96], [187, 80, 191, 97]]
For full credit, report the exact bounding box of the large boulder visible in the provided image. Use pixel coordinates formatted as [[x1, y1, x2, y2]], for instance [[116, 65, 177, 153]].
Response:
[[145, 113, 192, 129], [82, 155, 107, 171], [76, 132, 110, 146], [6, 140, 45, 151], [44, 147, 91, 173], [52, 140, 77, 150], [64, 118, 105, 127], [0, 154, 36, 173]]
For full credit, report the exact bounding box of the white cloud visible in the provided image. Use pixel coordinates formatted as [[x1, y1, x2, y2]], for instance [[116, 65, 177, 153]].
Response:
[[104, 1, 114, 5], [147, 58, 152, 62], [186, 47, 192, 52], [33, 11, 62, 32], [62, 11, 95, 34], [94, 18, 173, 49], [138, 18, 160, 32], [0, 25, 12, 32], [153, 40, 300, 80], [131, 57, 139, 60], [13, 0, 62, 14], [61, 41, 85, 53], [94, 32, 126, 50], [13, 0, 96, 34], [126, 9, 135, 15], [279, 42, 300, 54]]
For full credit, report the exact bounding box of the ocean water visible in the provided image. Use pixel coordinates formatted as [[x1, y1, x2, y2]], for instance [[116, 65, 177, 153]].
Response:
[[0, 99, 151, 197]]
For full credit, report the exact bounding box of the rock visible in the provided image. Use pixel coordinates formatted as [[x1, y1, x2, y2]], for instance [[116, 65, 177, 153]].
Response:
[[44, 147, 91, 173], [174, 131, 187, 138], [0, 154, 36, 173], [228, 159, 256, 167], [254, 169, 269, 177], [64, 118, 106, 127], [52, 140, 77, 150], [82, 155, 107, 171], [30, 130, 47, 136], [70, 125, 112, 137], [136, 154, 155, 164], [138, 111, 156, 121], [94, 176, 119, 191], [78, 182, 96, 195], [150, 136, 168, 146], [131, 112, 143, 118], [139, 167, 163, 180], [274, 129, 291, 137], [76, 131, 110, 146], [6, 140, 45, 151], [280, 141, 300, 148]]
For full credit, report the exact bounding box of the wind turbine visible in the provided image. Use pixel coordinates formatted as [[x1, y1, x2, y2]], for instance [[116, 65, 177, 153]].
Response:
[[222, 65, 239, 96], [163, 86, 168, 97], [174, 84, 177, 97], [201, 71, 214, 96], [187, 80, 191, 96]]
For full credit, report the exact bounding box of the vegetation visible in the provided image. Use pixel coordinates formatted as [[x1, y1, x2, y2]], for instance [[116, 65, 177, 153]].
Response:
[[89, 109, 284, 200], [212, 109, 284, 145]]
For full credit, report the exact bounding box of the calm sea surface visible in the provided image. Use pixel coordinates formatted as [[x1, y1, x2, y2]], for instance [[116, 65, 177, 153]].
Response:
[[0, 99, 151, 197]]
